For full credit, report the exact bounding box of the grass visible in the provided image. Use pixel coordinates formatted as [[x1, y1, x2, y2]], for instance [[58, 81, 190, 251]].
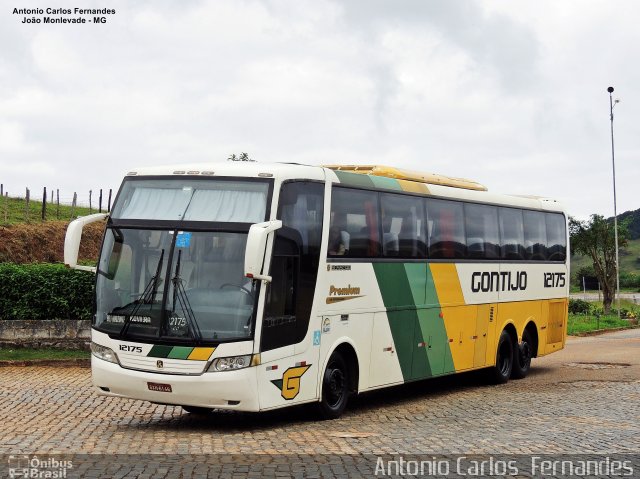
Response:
[[0, 348, 90, 361], [568, 313, 635, 335], [0, 195, 94, 225]]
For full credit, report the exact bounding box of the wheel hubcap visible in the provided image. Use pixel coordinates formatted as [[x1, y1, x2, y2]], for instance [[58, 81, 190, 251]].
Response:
[[326, 367, 345, 407]]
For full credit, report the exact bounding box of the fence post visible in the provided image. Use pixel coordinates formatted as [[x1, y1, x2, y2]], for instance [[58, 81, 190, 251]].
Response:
[[41, 186, 47, 221], [0, 184, 3, 196], [50, 189, 54, 204], [71, 192, 77, 219], [107, 189, 112, 212], [3, 192, 7, 224], [56, 189, 60, 220], [89, 190, 92, 213], [25, 187, 30, 223], [99, 189, 103, 213]]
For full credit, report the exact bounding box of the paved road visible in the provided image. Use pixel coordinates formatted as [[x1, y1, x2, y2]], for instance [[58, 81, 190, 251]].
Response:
[[0, 330, 639, 477], [570, 292, 640, 304]]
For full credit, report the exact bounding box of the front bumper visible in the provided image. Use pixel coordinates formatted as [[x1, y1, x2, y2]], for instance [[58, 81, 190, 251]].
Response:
[[91, 355, 260, 411]]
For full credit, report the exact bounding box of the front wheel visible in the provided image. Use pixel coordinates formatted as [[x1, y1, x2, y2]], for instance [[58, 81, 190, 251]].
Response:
[[511, 329, 534, 379], [489, 330, 514, 384], [317, 352, 349, 419]]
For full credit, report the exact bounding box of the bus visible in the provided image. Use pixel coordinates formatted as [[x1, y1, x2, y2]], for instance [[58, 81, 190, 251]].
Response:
[[64, 162, 569, 419]]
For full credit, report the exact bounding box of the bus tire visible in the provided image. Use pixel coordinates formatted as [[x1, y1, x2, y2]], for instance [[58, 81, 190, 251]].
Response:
[[511, 329, 533, 379], [490, 330, 514, 384], [181, 406, 213, 415], [317, 351, 349, 419]]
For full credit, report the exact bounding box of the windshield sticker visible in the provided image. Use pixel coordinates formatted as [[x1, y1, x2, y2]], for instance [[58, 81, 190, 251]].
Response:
[[175, 232, 192, 248], [313, 330, 321, 346]]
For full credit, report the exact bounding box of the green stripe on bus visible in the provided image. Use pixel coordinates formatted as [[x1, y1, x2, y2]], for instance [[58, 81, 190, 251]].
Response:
[[369, 175, 402, 191], [333, 170, 376, 189], [147, 345, 173, 358], [373, 263, 421, 381], [167, 346, 194, 360], [373, 263, 457, 381], [426, 265, 455, 375]]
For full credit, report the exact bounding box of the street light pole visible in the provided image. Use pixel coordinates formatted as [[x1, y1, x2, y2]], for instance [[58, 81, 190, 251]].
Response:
[[607, 86, 621, 319]]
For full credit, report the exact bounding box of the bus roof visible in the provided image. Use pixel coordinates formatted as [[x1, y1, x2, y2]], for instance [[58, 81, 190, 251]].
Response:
[[323, 164, 487, 191], [124, 162, 564, 213]]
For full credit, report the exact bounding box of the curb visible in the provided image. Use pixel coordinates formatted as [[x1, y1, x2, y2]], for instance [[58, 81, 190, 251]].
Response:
[[570, 325, 640, 337], [0, 358, 90, 368]]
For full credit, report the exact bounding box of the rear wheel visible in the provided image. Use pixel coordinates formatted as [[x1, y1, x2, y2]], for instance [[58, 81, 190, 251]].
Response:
[[511, 329, 534, 379], [317, 352, 349, 419], [490, 330, 514, 384], [181, 406, 213, 415]]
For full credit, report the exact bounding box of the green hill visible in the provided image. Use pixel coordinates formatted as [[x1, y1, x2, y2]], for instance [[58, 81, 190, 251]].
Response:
[[608, 208, 640, 240], [0, 195, 93, 225]]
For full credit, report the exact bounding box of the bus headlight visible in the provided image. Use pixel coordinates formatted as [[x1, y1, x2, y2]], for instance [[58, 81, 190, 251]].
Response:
[[208, 354, 259, 372], [90, 342, 119, 364]]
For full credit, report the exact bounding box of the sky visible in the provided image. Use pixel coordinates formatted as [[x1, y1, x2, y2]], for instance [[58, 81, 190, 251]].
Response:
[[1, 0, 638, 218]]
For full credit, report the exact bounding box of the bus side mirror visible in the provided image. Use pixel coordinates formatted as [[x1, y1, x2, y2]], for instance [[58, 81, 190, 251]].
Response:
[[64, 213, 108, 273], [245, 220, 283, 283]]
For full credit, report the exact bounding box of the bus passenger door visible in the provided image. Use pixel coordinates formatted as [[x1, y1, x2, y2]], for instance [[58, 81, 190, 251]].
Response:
[[258, 181, 324, 410]]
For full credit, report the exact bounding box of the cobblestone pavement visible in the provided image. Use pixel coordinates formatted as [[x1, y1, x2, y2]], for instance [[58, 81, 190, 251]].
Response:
[[0, 329, 639, 477]]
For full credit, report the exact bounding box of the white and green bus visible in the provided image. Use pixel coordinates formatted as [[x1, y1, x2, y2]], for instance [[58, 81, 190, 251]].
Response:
[[65, 163, 568, 418]]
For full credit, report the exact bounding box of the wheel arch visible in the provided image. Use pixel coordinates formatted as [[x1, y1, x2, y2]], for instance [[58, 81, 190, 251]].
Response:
[[523, 320, 540, 358], [318, 338, 360, 398]]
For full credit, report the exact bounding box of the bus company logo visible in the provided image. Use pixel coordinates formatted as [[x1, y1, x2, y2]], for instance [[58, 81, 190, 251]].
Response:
[[326, 284, 363, 304], [271, 364, 311, 400], [471, 271, 528, 293]]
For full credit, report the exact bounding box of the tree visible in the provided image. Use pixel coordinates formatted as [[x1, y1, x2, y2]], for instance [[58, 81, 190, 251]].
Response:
[[569, 215, 629, 313], [227, 152, 255, 162]]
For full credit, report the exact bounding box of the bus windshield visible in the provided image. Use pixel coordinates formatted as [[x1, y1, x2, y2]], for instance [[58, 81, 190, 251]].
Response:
[[96, 228, 256, 342], [95, 177, 271, 343]]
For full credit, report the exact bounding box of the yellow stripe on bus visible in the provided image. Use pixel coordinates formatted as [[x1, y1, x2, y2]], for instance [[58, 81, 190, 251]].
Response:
[[187, 347, 215, 361]]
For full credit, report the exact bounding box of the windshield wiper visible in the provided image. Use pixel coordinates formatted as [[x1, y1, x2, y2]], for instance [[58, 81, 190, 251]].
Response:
[[120, 249, 164, 338], [170, 249, 202, 343]]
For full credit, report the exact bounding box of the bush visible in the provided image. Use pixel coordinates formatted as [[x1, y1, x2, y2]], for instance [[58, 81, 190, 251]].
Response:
[[620, 272, 640, 289], [568, 298, 592, 315], [0, 263, 94, 320]]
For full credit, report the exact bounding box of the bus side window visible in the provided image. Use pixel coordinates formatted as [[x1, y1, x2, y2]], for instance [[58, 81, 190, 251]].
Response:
[[426, 199, 466, 259], [499, 208, 525, 260], [329, 187, 380, 258], [546, 213, 567, 262], [380, 193, 426, 258], [464, 203, 500, 259], [523, 210, 548, 260]]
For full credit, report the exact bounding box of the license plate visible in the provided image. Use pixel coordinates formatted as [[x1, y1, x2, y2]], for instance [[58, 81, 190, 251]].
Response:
[[147, 382, 172, 393]]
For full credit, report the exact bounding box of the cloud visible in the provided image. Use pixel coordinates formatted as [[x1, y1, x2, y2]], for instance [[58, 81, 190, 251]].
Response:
[[0, 0, 638, 216]]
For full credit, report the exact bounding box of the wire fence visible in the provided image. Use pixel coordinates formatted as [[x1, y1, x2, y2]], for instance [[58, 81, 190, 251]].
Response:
[[0, 183, 114, 224]]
